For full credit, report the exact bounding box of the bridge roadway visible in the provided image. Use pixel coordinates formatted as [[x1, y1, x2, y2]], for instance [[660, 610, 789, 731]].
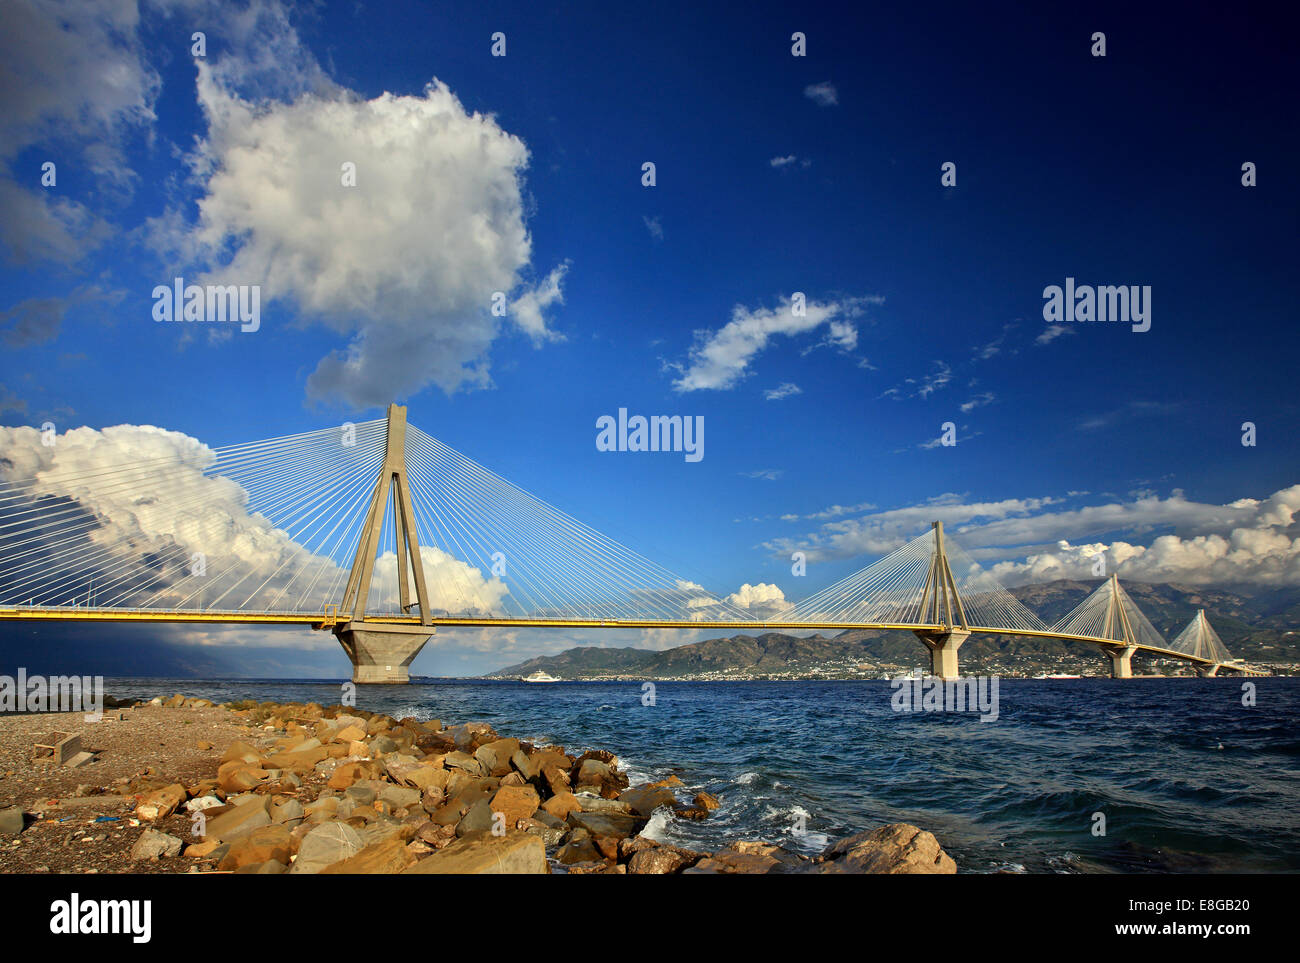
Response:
[[0, 605, 1252, 676]]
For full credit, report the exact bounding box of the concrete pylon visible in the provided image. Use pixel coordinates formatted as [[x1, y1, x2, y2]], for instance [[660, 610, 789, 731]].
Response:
[[912, 521, 970, 680], [1196, 664, 1221, 678], [334, 404, 434, 684], [1102, 643, 1137, 678], [1100, 574, 1139, 678], [915, 629, 971, 679]]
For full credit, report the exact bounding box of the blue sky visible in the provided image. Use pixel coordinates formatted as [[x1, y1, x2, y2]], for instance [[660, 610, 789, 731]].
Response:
[[1, 1, 1296, 676]]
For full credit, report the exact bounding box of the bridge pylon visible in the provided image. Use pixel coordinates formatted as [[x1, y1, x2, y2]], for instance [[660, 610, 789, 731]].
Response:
[[912, 521, 970, 679], [334, 403, 434, 684], [1098, 574, 1138, 678]]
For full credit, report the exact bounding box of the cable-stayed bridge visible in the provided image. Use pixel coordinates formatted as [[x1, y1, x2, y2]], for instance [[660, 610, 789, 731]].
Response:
[[0, 406, 1265, 682]]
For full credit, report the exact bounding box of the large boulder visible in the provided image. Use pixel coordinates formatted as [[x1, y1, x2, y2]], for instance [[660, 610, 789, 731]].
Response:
[[475, 738, 520, 776], [291, 821, 365, 874], [541, 791, 581, 821], [405, 831, 548, 873], [132, 828, 183, 860], [217, 760, 268, 794], [566, 810, 645, 840], [219, 741, 264, 765], [134, 784, 187, 821], [319, 836, 413, 874], [444, 751, 486, 776], [403, 832, 547, 874], [203, 796, 272, 843], [617, 785, 678, 818], [265, 745, 328, 773], [490, 785, 540, 826], [447, 722, 496, 751], [218, 825, 293, 871], [628, 844, 704, 874], [817, 824, 956, 874], [687, 841, 808, 874]]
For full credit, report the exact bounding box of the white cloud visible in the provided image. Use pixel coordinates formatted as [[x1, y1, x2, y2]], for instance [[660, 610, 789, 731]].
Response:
[[764, 382, 802, 401], [0, 421, 517, 616], [804, 82, 838, 107], [1036, 324, 1073, 345], [669, 294, 876, 392], [741, 469, 783, 481], [643, 215, 664, 240], [725, 582, 794, 620], [0, 422, 331, 608], [764, 484, 1300, 586], [146, 14, 565, 408], [770, 155, 797, 167], [960, 391, 995, 413], [372, 546, 509, 616]]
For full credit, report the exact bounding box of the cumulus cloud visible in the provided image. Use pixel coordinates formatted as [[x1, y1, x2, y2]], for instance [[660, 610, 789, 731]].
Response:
[[765, 485, 1300, 586], [669, 294, 878, 392], [0, 422, 328, 609], [126, 3, 567, 408], [371, 546, 509, 617], [157, 66, 564, 406], [0, 422, 513, 616], [725, 582, 794, 620]]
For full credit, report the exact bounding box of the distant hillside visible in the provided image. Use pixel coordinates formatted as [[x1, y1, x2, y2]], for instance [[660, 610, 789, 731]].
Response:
[[490, 631, 889, 679], [488, 579, 1300, 678]]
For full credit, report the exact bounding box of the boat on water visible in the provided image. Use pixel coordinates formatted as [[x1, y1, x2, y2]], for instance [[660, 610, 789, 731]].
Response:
[[1032, 672, 1082, 679], [520, 670, 561, 683]]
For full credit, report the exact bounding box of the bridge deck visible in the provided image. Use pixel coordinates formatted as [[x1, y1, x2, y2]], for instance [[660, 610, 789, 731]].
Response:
[[0, 605, 1228, 666]]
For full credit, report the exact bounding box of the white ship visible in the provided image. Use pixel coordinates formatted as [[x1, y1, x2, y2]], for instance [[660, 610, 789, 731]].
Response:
[[521, 670, 561, 683], [1033, 672, 1082, 679]]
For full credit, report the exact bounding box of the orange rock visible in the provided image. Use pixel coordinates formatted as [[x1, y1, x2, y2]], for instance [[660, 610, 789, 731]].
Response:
[[335, 724, 367, 743], [217, 760, 268, 794], [219, 741, 264, 765], [320, 836, 413, 874], [219, 824, 293, 871], [541, 790, 581, 821], [135, 783, 187, 821], [490, 785, 540, 826], [328, 761, 367, 790]]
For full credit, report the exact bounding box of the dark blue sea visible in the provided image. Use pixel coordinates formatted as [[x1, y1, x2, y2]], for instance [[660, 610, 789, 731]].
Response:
[[103, 677, 1300, 873]]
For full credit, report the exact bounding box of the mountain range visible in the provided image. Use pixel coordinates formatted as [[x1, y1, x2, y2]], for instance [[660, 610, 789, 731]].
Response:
[[488, 579, 1300, 678]]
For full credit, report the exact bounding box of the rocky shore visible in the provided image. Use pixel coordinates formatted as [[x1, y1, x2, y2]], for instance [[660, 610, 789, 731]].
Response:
[[0, 695, 956, 874]]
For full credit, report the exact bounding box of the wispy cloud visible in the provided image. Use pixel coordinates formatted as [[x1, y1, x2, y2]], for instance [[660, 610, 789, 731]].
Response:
[[643, 215, 663, 240], [804, 82, 838, 107], [764, 382, 802, 401], [1078, 400, 1180, 431], [1036, 324, 1074, 345], [667, 293, 880, 392]]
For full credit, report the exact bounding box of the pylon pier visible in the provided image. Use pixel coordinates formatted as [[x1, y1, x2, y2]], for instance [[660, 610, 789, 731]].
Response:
[[333, 403, 434, 684], [911, 521, 970, 679]]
